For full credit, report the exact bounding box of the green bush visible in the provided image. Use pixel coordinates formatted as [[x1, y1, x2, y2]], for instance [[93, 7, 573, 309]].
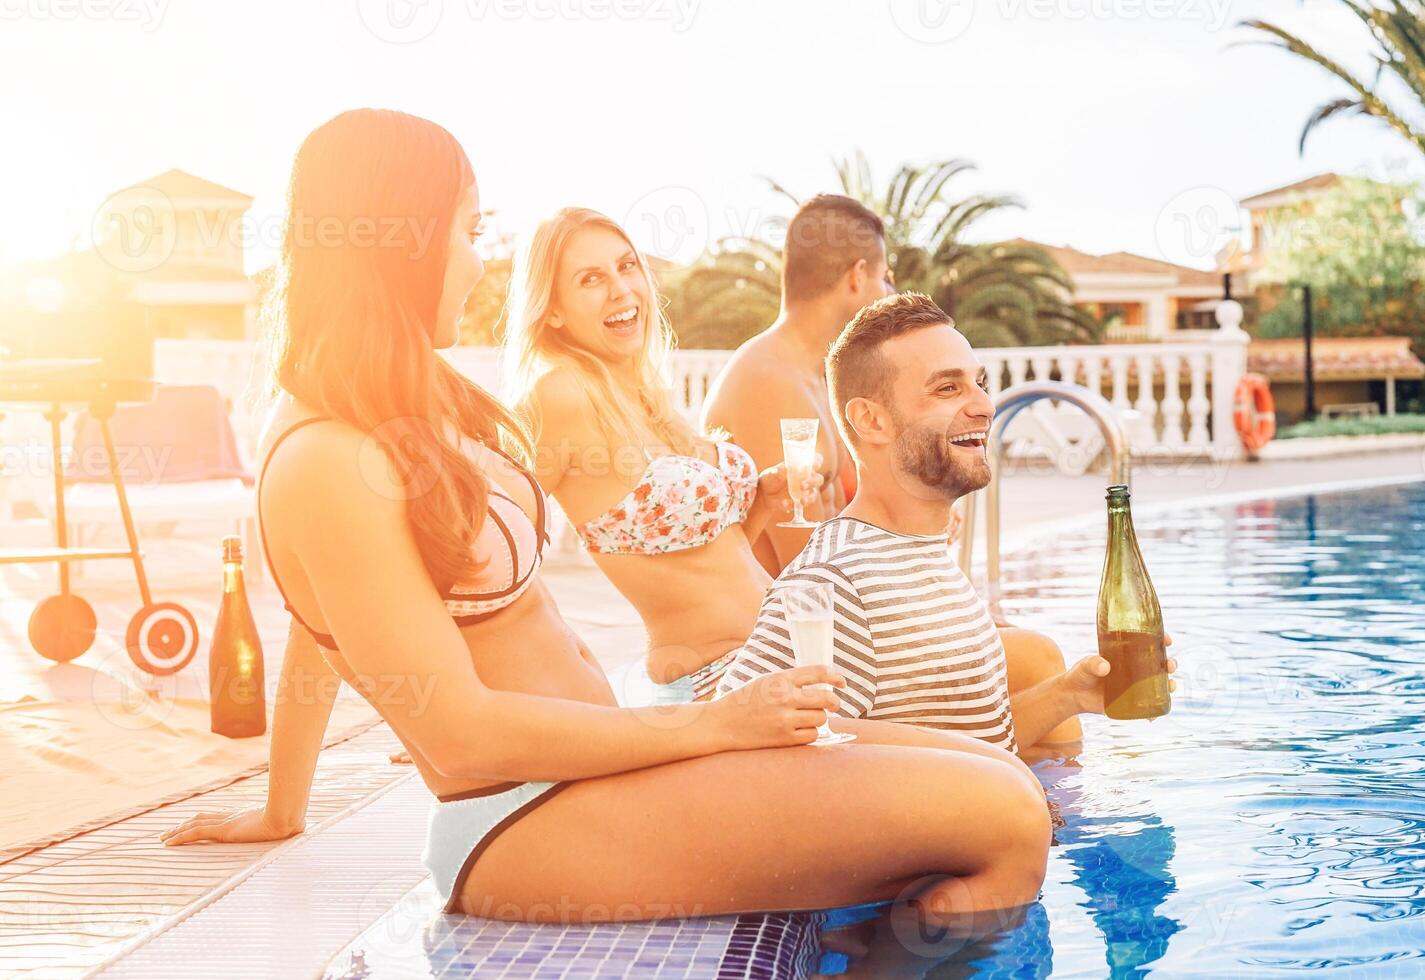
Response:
[[1276, 413, 1425, 439]]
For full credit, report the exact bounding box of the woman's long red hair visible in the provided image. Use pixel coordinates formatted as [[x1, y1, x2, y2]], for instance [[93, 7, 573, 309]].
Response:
[[269, 108, 529, 590]]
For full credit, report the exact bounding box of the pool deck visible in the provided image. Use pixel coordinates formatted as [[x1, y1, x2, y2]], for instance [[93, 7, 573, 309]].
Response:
[[2, 448, 1421, 976]]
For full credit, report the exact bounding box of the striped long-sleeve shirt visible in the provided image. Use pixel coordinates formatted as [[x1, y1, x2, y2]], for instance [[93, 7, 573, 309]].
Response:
[[716, 516, 1017, 751]]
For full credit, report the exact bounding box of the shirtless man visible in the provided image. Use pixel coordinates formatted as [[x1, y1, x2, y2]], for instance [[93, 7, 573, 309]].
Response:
[[702, 194, 892, 577], [705, 197, 1080, 745], [717, 293, 1178, 754]]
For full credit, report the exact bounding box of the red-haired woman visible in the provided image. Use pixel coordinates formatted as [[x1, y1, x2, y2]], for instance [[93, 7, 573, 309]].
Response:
[[161, 109, 1049, 932]]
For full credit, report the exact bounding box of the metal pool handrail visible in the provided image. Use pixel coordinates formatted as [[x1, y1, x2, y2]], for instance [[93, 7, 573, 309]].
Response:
[[957, 381, 1132, 600]]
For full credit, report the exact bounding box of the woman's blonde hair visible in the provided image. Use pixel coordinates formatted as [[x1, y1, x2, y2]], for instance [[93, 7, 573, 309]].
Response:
[[501, 207, 699, 458]]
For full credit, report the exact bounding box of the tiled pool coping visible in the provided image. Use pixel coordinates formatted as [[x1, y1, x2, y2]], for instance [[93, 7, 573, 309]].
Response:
[[323, 882, 829, 979]]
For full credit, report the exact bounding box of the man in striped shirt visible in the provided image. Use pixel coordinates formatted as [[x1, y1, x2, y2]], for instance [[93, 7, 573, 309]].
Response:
[[717, 292, 1174, 755]]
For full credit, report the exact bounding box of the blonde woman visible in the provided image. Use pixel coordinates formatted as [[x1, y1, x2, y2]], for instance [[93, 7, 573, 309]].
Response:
[[502, 208, 819, 703], [162, 110, 1049, 932]]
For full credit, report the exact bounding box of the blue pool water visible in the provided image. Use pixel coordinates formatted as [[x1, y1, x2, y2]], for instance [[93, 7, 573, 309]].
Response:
[[928, 478, 1425, 978], [330, 480, 1425, 979]]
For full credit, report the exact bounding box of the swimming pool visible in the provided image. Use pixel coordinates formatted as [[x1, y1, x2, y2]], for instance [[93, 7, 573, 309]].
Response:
[[327, 478, 1425, 978], [968, 477, 1425, 977]]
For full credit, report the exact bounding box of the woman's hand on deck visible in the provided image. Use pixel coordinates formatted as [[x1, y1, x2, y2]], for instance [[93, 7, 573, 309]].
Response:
[[160, 806, 303, 847], [707, 665, 846, 750]]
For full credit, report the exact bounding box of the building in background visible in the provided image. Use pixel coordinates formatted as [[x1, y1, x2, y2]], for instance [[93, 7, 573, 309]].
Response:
[[0, 169, 258, 350], [1020, 173, 1423, 420], [1008, 239, 1224, 342], [1219, 173, 1346, 287], [1248, 336, 1424, 420]]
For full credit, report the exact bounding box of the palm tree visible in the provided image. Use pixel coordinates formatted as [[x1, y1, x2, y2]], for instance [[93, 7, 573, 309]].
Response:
[[663, 237, 781, 349], [458, 258, 512, 346], [813, 151, 1100, 347], [665, 152, 1099, 349], [1240, 2, 1425, 156]]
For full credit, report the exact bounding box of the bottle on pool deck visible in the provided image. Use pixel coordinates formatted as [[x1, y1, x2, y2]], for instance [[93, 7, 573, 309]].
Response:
[[210, 535, 266, 738], [1097, 485, 1171, 720]]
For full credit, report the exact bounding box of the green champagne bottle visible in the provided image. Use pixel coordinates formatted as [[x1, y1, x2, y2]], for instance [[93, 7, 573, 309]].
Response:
[[1097, 485, 1171, 720], [209, 535, 266, 738]]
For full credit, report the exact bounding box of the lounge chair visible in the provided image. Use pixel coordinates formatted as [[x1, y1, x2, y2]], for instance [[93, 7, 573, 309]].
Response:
[[58, 384, 262, 583]]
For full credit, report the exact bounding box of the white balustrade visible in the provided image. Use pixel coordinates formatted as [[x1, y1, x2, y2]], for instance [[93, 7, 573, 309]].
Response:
[[152, 332, 1248, 460], [5, 323, 1244, 523], [149, 331, 1250, 462]]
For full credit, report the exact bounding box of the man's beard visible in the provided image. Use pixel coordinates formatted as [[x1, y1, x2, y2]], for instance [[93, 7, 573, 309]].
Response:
[[890, 413, 991, 501]]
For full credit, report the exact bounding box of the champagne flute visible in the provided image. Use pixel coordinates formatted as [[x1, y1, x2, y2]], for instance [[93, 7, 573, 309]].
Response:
[[777, 417, 820, 529], [783, 583, 855, 746]]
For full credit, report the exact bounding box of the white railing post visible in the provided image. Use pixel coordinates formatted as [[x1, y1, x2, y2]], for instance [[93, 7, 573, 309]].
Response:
[[983, 351, 1006, 400], [1007, 355, 1029, 388], [1109, 354, 1131, 413], [1160, 353, 1185, 449], [1081, 353, 1103, 402], [1133, 353, 1157, 440], [1209, 301, 1250, 460], [1186, 352, 1212, 450]]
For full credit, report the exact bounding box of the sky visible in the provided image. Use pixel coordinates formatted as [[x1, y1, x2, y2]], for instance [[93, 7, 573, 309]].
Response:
[[0, 0, 1418, 275]]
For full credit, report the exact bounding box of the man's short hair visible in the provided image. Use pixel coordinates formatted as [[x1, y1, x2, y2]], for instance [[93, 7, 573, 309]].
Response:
[[826, 292, 953, 447], [782, 194, 886, 303]]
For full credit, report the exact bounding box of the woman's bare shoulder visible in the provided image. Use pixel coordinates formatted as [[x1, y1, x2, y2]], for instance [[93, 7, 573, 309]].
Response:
[[529, 369, 605, 447], [258, 403, 390, 532], [530, 367, 593, 417]]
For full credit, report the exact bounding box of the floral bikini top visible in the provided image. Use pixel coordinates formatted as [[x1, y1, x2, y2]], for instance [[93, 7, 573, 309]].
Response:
[[576, 441, 759, 555]]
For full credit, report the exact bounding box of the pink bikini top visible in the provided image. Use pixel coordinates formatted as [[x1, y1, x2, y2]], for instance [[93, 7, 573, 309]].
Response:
[[257, 416, 549, 651], [576, 441, 758, 555]]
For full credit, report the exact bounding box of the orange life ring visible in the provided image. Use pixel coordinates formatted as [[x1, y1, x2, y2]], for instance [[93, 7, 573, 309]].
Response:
[[1233, 373, 1276, 453]]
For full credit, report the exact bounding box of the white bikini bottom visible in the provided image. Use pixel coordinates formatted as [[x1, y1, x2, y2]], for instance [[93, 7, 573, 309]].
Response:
[[650, 649, 738, 704], [422, 780, 568, 914]]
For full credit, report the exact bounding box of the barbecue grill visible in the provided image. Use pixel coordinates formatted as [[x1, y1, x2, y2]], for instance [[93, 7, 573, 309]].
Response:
[[0, 312, 199, 674]]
